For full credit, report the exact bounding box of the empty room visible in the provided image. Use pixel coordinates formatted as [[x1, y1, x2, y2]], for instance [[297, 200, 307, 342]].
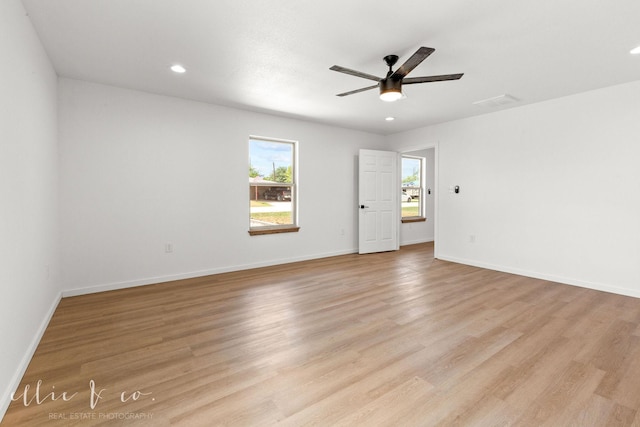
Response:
[[2, 0, 640, 425]]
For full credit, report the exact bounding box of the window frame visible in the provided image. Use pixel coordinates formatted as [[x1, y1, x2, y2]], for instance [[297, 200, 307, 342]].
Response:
[[248, 136, 299, 236], [401, 155, 426, 223]]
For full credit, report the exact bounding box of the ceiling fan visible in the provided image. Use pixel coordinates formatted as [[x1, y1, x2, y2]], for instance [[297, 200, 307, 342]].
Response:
[[330, 46, 463, 102]]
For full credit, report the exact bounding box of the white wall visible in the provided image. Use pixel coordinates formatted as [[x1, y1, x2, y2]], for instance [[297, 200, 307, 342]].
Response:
[[0, 0, 60, 419], [391, 80, 640, 297], [399, 148, 435, 245], [58, 78, 386, 294]]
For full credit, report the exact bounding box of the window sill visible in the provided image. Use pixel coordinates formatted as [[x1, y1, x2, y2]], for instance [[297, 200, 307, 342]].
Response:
[[248, 226, 300, 236], [401, 217, 426, 224]]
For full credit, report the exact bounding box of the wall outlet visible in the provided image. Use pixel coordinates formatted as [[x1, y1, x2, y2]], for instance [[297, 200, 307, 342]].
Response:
[[165, 243, 174, 253]]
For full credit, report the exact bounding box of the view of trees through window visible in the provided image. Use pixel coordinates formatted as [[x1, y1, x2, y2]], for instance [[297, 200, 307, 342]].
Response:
[[401, 156, 423, 218], [249, 138, 296, 230]]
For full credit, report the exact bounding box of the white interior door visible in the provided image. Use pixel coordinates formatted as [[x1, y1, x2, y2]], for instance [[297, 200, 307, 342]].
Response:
[[358, 149, 399, 254]]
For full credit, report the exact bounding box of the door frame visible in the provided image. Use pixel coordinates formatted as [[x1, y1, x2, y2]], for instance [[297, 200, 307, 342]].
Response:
[[399, 141, 439, 259]]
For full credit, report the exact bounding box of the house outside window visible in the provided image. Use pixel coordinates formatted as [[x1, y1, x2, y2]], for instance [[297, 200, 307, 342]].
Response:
[[248, 137, 299, 235]]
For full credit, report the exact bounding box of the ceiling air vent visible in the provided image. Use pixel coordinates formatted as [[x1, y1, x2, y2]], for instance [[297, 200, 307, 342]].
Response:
[[472, 94, 518, 108]]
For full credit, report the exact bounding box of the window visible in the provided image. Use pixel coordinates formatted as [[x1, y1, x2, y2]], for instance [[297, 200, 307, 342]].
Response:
[[401, 156, 425, 222], [248, 137, 299, 235]]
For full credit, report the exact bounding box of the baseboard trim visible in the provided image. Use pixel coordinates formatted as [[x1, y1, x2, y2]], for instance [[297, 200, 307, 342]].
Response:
[[0, 291, 62, 422], [436, 254, 640, 299], [62, 248, 359, 297]]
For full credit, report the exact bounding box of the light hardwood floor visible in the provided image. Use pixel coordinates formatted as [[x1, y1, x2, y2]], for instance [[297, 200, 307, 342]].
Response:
[[4, 242, 640, 426]]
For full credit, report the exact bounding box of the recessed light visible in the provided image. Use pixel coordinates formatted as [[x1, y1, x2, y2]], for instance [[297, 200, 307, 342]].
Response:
[[170, 64, 186, 73], [630, 46, 640, 55], [385, 117, 395, 121]]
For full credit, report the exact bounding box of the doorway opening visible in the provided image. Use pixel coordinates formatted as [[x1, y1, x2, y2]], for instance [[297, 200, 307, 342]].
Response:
[[399, 145, 437, 255]]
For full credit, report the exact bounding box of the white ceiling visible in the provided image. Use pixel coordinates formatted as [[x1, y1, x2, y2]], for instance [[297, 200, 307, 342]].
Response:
[[21, 0, 640, 135]]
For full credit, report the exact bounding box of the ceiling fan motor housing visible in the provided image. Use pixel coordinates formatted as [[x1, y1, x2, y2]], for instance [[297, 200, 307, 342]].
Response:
[[379, 77, 402, 98]]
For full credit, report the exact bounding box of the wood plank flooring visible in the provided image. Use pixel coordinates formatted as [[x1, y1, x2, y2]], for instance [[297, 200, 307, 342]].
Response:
[[4, 242, 640, 426]]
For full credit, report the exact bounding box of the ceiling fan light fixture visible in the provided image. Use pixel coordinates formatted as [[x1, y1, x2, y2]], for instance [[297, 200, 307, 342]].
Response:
[[380, 90, 403, 102], [379, 79, 403, 102]]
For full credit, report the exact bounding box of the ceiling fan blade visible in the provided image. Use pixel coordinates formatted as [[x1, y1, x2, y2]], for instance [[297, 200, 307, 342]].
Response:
[[402, 73, 464, 84], [330, 65, 381, 82], [391, 47, 435, 79], [336, 84, 379, 97]]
